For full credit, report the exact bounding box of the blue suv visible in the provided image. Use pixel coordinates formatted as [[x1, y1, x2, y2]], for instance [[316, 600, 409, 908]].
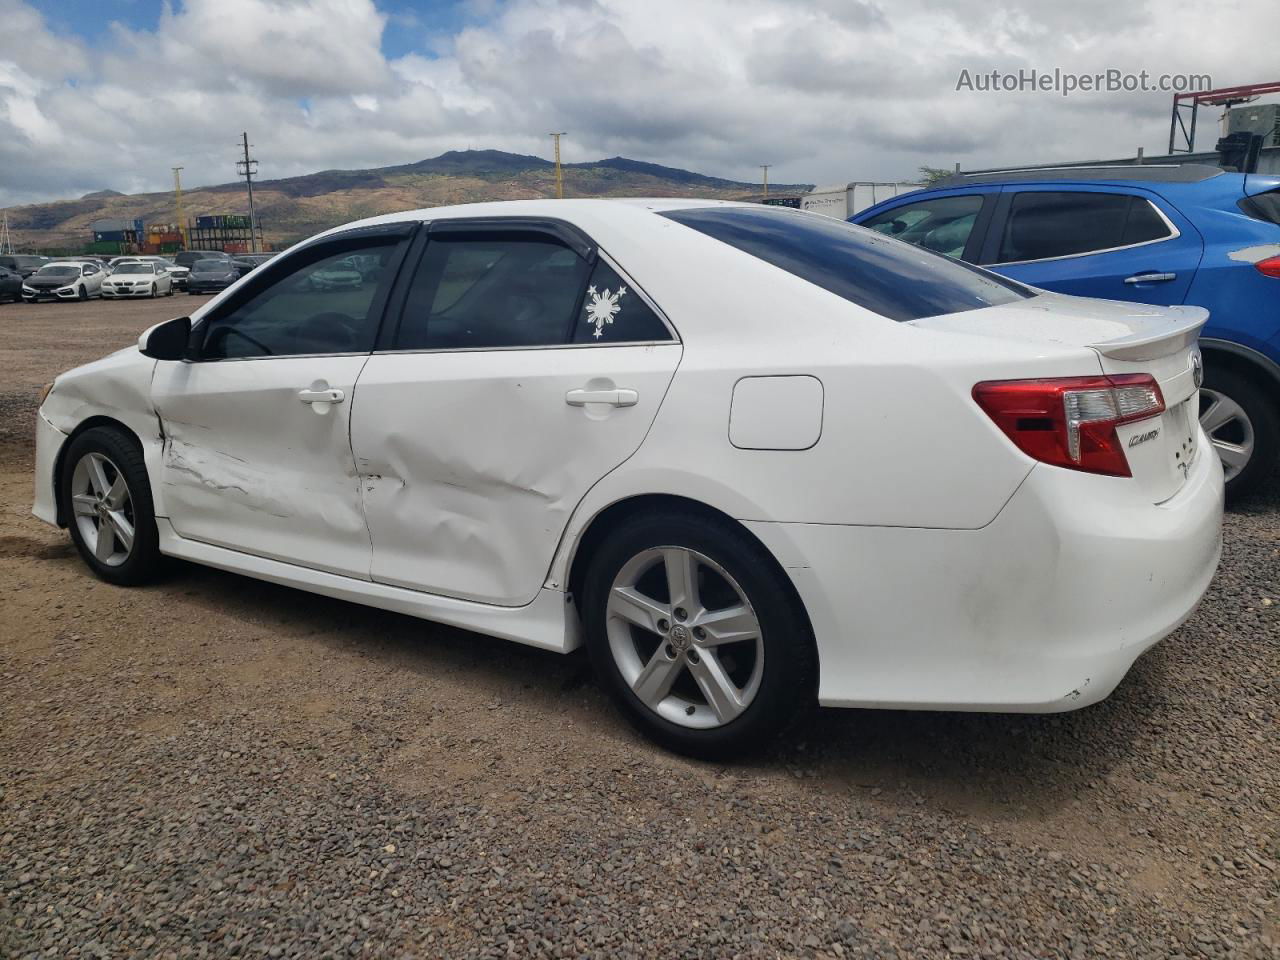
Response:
[[851, 165, 1280, 500]]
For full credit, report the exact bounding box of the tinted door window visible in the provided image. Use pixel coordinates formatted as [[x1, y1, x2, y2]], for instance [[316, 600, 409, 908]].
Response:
[[199, 242, 400, 359], [662, 206, 1029, 322], [860, 194, 983, 259], [571, 259, 671, 344], [997, 192, 1172, 263], [395, 235, 590, 349]]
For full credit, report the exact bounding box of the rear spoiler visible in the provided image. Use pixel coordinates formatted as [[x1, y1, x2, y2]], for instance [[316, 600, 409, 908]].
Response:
[[1090, 306, 1208, 362]]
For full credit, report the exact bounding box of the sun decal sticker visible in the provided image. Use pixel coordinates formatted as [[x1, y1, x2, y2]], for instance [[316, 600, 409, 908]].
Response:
[[583, 283, 627, 338]]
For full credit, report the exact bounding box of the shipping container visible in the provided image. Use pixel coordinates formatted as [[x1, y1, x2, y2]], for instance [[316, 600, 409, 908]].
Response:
[[91, 218, 132, 233]]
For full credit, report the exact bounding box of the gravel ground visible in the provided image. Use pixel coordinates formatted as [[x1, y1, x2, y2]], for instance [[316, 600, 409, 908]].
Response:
[[1, 296, 1277, 959]]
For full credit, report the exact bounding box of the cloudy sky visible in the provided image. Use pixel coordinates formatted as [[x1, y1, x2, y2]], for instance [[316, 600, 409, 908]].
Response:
[[1, 0, 1277, 206]]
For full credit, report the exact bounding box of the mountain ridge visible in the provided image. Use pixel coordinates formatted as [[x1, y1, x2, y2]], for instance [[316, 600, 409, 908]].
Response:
[[5, 150, 813, 251]]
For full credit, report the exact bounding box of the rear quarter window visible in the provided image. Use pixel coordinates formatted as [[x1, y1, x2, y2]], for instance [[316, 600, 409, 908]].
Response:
[[1239, 189, 1280, 225], [661, 206, 1030, 322]]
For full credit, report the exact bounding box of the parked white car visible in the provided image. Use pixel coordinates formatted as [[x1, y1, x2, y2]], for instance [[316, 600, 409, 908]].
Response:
[[102, 261, 174, 299], [31, 199, 1223, 756], [22, 260, 105, 302]]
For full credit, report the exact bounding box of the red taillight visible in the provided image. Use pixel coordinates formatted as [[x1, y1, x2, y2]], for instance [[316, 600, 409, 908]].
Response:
[[1255, 255, 1280, 279], [972, 374, 1165, 477]]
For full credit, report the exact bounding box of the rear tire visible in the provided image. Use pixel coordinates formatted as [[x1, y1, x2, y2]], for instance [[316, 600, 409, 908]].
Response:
[[582, 509, 815, 758], [1200, 364, 1278, 503], [60, 426, 163, 586]]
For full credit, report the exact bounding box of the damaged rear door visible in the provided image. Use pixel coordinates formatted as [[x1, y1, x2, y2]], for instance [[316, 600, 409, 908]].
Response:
[[149, 224, 415, 577], [351, 219, 682, 606]]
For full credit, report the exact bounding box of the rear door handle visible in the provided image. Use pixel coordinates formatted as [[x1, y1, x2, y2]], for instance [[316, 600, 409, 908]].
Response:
[[1124, 272, 1177, 284], [565, 387, 638, 407], [298, 387, 345, 404]]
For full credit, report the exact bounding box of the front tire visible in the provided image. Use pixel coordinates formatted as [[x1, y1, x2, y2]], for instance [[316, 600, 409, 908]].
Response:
[[1200, 364, 1278, 503], [149, 283, 157, 298], [582, 510, 815, 758], [60, 427, 162, 586], [78, 285, 87, 301]]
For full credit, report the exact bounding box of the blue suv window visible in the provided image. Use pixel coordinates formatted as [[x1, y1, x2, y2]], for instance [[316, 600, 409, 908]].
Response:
[[662, 206, 1029, 322], [1239, 189, 1280, 225], [997, 192, 1172, 263], [860, 194, 983, 259]]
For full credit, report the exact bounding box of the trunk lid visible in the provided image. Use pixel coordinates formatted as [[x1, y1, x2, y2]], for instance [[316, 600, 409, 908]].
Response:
[[913, 293, 1208, 503]]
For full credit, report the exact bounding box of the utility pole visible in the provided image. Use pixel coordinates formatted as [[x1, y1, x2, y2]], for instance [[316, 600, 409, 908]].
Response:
[[172, 167, 187, 250], [760, 164, 771, 199], [549, 132, 566, 199], [236, 132, 259, 252], [0, 211, 14, 255]]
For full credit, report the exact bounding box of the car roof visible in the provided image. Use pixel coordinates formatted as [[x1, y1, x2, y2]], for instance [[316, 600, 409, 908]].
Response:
[[853, 168, 1280, 221], [938, 163, 1226, 187], [310, 197, 751, 240]]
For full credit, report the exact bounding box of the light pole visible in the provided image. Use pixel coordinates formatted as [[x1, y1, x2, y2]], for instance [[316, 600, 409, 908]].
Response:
[[549, 132, 567, 199], [236, 132, 259, 253], [172, 167, 187, 250]]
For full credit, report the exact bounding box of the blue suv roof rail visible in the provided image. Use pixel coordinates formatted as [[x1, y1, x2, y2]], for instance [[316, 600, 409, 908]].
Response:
[[939, 164, 1224, 187]]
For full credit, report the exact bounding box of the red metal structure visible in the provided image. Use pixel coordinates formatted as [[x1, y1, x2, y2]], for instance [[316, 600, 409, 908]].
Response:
[[1169, 81, 1280, 154]]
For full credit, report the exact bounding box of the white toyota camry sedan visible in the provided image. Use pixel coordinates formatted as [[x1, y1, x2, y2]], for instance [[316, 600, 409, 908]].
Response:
[[31, 199, 1223, 756]]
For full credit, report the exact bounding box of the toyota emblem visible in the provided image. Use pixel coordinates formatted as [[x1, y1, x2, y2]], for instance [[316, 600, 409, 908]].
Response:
[[1191, 349, 1204, 388]]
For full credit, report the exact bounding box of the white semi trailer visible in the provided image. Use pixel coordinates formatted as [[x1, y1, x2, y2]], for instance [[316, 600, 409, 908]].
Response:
[[800, 182, 923, 220]]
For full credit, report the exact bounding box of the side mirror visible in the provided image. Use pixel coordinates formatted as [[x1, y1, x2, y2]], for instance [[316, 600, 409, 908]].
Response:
[[139, 316, 193, 361]]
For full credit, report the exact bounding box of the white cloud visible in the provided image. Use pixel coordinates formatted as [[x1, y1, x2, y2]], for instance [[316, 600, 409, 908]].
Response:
[[0, 0, 1277, 207]]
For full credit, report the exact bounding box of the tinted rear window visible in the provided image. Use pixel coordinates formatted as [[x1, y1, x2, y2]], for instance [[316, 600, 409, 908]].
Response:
[[997, 192, 1172, 263], [660, 206, 1029, 322], [1239, 189, 1280, 225]]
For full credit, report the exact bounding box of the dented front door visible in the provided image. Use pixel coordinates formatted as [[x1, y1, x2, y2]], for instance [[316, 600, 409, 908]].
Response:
[[151, 356, 373, 578], [351, 344, 681, 606]]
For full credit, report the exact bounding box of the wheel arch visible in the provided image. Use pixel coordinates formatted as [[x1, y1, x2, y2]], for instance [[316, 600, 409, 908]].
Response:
[[564, 493, 817, 655], [1200, 338, 1280, 395], [51, 416, 146, 527]]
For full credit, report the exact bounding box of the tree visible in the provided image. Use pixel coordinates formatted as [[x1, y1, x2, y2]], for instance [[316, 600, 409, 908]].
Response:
[[917, 165, 954, 186]]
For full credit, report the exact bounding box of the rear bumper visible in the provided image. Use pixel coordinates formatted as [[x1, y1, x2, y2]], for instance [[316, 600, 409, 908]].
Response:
[[32, 411, 67, 526], [747, 441, 1224, 712]]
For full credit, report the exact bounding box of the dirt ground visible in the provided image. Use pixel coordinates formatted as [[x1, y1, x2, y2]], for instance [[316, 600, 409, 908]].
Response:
[[1, 295, 1277, 958]]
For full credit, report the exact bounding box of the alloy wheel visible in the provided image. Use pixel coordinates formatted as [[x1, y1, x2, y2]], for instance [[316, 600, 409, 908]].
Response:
[[70, 451, 136, 567], [606, 546, 764, 729], [1199, 387, 1254, 482]]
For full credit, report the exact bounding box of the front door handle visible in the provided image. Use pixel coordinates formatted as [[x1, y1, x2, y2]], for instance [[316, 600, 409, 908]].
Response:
[[1124, 272, 1177, 284], [566, 387, 639, 407], [298, 387, 345, 404]]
